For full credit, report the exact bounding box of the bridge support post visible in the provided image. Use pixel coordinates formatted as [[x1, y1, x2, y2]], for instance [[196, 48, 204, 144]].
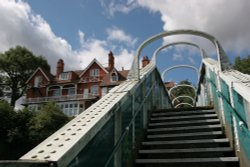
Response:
[[243, 100, 250, 130], [216, 71, 226, 125], [114, 105, 122, 167], [132, 94, 135, 149], [229, 82, 240, 153]]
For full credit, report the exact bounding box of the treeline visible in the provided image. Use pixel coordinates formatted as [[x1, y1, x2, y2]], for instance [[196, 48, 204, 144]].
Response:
[[234, 55, 250, 75], [0, 101, 70, 160]]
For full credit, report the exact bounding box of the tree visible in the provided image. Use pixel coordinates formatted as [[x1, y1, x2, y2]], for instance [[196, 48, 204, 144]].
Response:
[[0, 46, 50, 106], [0, 101, 70, 160], [0, 77, 3, 97], [234, 56, 250, 74], [28, 102, 70, 145]]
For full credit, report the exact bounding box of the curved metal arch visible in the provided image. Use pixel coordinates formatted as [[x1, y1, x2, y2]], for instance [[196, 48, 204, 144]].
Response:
[[127, 29, 231, 80], [161, 65, 199, 81], [172, 95, 195, 105], [168, 84, 196, 97], [175, 103, 194, 108], [151, 41, 208, 64]]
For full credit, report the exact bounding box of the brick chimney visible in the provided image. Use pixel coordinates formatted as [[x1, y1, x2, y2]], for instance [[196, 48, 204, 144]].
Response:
[[56, 59, 64, 79], [108, 51, 114, 71], [142, 56, 150, 68]]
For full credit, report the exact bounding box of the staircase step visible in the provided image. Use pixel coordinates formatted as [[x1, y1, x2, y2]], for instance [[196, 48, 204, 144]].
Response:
[[150, 114, 218, 122], [135, 157, 239, 167], [138, 147, 234, 158], [142, 138, 230, 149], [151, 110, 215, 117], [147, 124, 221, 134], [135, 108, 238, 167], [148, 119, 220, 128], [147, 131, 223, 141]]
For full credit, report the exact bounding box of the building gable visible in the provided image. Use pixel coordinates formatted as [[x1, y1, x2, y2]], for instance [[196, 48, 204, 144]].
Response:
[[26, 67, 51, 86], [79, 59, 108, 78]]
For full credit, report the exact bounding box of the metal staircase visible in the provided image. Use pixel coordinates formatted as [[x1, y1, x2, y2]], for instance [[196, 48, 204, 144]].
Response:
[[135, 107, 239, 167]]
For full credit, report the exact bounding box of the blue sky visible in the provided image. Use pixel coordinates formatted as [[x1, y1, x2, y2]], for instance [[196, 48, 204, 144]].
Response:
[[1, 0, 250, 85]]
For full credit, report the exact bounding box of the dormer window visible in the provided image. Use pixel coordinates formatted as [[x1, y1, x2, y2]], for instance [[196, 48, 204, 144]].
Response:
[[60, 72, 70, 80], [90, 69, 99, 77], [34, 76, 43, 87], [111, 72, 118, 82]]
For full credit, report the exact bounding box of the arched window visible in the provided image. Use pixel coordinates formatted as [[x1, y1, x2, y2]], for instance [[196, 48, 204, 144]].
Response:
[[111, 71, 118, 82]]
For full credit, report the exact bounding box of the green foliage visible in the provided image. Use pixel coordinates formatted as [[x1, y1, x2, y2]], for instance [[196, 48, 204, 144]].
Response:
[[0, 77, 3, 97], [0, 46, 50, 106], [28, 102, 70, 145], [234, 56, 250, 74], [0, 101, 69, 160], [0, 100, 15, 141]]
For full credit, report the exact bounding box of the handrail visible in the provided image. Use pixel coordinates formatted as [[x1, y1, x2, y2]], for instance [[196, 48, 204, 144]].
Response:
[[207, 77, 248, 128], [23, 93, 97, 104]]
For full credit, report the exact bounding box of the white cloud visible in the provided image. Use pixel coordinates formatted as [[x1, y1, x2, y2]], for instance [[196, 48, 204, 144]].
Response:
[[188, 57, 195, 65], [172, 54, 184, 61], [0, 0, 134, 74], [100, 0, 138, 17], [78, 30, 85, 46], [136, 0, 250, 55], [107, 27, 138, 47]]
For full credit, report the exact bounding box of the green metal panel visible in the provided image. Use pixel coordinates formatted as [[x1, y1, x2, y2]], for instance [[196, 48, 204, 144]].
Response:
[[220, 79, 230, 102], [68, 116, 115, 167], [232, 90, 247, 124], [234, 112, 250, 161]]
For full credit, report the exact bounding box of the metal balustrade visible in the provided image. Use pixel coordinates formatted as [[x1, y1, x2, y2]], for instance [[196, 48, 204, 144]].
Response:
[[197, 57, 250, 167], [23, 93, 98, 104]]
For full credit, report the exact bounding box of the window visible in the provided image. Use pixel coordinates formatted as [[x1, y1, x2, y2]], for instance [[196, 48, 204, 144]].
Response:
[[34, 76, 43, 87], [102, 87, 108, 97], [111, 74, 118, 82], [90, 69, 99, 77], [111, 71, 118, 82], [90, 85, 99, 95], [53, 89, 60, 96], [61, 102, 79, 116], [68, 88, 75, 95], [60, 72, 70, 80]]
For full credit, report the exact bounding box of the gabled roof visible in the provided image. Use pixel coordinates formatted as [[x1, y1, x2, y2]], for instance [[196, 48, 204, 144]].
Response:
[[26, 67, 53, 84], [100, 68, 129, 87], [79, 58, 108, 77]]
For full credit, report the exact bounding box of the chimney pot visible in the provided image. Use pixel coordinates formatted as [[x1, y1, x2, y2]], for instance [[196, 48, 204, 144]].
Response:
[[108, 51, 114, 71], [142, 56, 150, 68], [56, 59, 64, 79]]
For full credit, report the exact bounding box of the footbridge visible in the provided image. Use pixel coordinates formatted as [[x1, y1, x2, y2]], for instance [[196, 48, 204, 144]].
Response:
[[1, 30, 250, 167]]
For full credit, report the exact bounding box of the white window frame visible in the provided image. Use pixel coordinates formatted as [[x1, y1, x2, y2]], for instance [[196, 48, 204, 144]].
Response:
[[53, 89, 61, 96], [90, 85, 99, 95], [110, 71, 119, 82], [90, 69, 99, 77], [60, 73, 70, 80], [68, 87, 75, 95], [34, 76, 43, 87], [102, 87, 108, 97]]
